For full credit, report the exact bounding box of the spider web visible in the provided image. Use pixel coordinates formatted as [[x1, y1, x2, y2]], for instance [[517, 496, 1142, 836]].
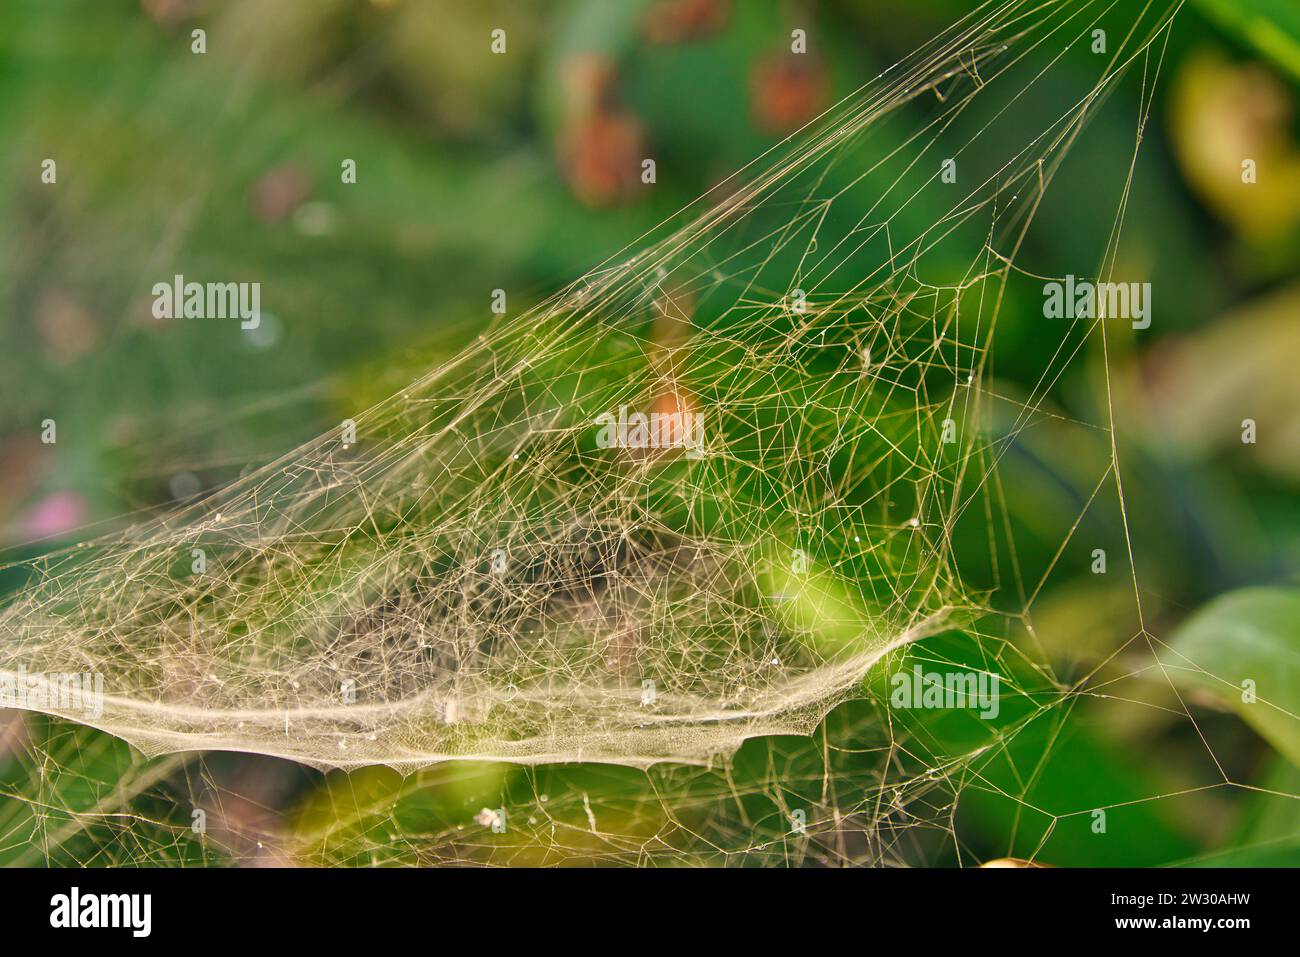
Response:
[[3, 0, 1277, 868]]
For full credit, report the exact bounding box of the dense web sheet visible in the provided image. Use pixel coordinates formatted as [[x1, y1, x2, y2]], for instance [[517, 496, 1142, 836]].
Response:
[[6, 0, 1277, 871], [0, 0, 1182, 770]]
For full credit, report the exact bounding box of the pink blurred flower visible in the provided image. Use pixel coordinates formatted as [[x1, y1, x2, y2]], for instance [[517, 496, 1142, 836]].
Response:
[[23, 491, 88, 540]]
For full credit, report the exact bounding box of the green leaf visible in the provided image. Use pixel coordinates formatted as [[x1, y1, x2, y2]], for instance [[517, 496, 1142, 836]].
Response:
[[1164, 587, 1300, 766], [1192, 0, 1300, 83], [1226, 755, 1300, 859], [1179, 840, 1300, 867]]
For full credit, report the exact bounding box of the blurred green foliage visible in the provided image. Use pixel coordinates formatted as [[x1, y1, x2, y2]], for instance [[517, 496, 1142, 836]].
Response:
[[1, 0, 1298, 867]]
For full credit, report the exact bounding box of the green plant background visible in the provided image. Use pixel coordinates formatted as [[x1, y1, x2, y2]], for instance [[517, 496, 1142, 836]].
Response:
[[0, 0, 1298, 867]]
